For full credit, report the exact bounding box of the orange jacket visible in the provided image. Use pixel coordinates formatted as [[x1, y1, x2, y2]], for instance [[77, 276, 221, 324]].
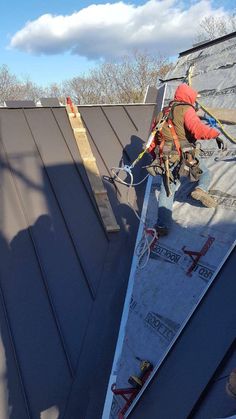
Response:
[[173, 84, 220, 140]]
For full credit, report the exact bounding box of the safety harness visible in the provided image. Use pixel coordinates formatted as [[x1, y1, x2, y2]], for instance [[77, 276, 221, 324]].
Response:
[[146, 102, 202, 196], [158, 105, 182, 160]]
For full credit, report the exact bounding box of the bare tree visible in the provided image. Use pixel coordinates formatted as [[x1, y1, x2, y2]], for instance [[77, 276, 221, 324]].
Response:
[[0, 65, 22, 104], [0, 65, 47, 104], [195, 13, 236, 43], [64, 51, 172, 105], [18, 76, 45, 102], [0, 52, 172, 106], [44, 82, 66, 104], [63, 76, 103, 104]]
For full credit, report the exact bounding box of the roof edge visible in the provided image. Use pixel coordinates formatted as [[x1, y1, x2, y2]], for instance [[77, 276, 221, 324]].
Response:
[[179, 30, 236, 57]]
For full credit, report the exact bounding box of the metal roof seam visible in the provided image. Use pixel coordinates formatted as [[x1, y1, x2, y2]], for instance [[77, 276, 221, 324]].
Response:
[[79, 109, 122, 185], [21, 108, 97, 301], [51, 108, 109, 240], [0, 130, 75, 378], [0, 249, 32, 418]]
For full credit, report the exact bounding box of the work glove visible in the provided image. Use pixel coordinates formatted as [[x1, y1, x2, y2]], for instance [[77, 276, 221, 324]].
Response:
[[205, 114, 217, 128], [216, 137, 225, 150]]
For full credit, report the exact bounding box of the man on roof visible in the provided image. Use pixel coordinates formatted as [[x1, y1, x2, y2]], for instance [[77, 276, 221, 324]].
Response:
[[147, 83, 223, 236]]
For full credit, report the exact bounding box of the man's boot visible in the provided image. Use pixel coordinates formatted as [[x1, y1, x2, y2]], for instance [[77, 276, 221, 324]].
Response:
[[191, 188, 217, 208]]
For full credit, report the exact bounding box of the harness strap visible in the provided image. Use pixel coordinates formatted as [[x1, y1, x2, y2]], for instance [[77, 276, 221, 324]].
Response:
[[167, 118, 182, 157], [158, 130, 166, 160], [157, 117, 182, 161], [149, 102, 196, 167]]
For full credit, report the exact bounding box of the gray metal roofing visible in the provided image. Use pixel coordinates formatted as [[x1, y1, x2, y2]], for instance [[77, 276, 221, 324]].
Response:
[[5, 100, 36, 108], [0, 99, 158, 418], [191, 340, 236, 418]]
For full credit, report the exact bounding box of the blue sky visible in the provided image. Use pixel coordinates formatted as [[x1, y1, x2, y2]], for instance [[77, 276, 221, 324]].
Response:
[[1, 0, 235, 87]]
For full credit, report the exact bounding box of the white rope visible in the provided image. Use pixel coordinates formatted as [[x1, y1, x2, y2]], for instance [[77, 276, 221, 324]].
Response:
[[135, 227, 158, 269], [111, 165, 149, 188]]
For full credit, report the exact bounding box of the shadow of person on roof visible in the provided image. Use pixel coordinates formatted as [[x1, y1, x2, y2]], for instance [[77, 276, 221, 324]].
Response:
[[0, 214, 71, 419], [116, 134, 152, 219], [102, 134, 152, 239], [0, 232, 29, 419]]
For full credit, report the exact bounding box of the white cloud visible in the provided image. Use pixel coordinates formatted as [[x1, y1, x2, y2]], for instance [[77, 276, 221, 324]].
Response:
[[9, 0, 228, 59]]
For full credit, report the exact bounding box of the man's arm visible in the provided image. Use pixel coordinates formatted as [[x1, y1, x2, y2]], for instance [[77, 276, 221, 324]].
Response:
[[184, 107, 220, 140]]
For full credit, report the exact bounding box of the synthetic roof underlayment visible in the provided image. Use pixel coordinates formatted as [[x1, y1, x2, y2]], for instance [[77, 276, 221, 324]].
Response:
[[0, 99, 160, 418], [104, 32, 236, 419]]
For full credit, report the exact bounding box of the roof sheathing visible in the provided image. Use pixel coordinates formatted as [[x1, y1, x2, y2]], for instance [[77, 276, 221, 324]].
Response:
[[165, 31, 236, 109], [104, 34, 236, 419], [131, 36, 236, 419], [130, 248, 236, 419]]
